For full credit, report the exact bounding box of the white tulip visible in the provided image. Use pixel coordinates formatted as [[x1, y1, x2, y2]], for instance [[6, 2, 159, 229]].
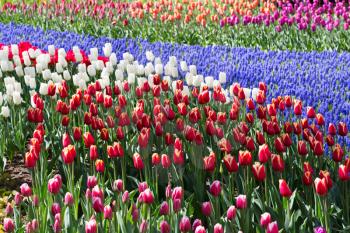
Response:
[[105, 62, 114, 73], [63, 70, 71, 81], [48, 45, 55, 56], [1, 106, 10, 118], [219, 72, 227, 84], [109, 53, 117, 66], [189, 65, 197, 75], [87, 65, 96, 77], [12, 91, 22, 105], [128, 73, 136, 84], [251, 88, 260, 101], [154, 57, 162, 65], [103, 43, 112, 57], [58, 48, 66, 57], [146, 51, 155, 61], [169, 56, 177, 66], [96, 60, 105, 71], [11, 44, 19, 55], [15, 66, 24, 77], [155, 64, 163, 75], [115, 69, 124, 81], [78, 64, 86, 73], [0, 92, 3, 106], [205, 76, 214, 88], [56, 63, 63, 73], [144, 63, 154, 76], [1, 60, 9, 72], [29, 78, 36, 89], [171, 67, 179, 78], [193, 75, 203, 87], [185, 73, 193, 86], [42, 69, 51, 80], [24, 67, 36, 79], [180, 61, 188, 71], [137, 65, 145, 76], [13, 55, 22, 67], [182, 86, 190, 97], [243, 88, 251, 100]]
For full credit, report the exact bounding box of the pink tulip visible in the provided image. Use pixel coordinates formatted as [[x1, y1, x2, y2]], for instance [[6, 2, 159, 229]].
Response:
[[267, 221, 279, 233], [236, 195, 247, 209], [260, 212, 271, 228]]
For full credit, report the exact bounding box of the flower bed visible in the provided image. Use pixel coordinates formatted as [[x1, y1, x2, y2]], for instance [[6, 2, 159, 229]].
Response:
[[0, 41, 349, 232], [0, 23, 349, 152], [1, 0, 350, 51]]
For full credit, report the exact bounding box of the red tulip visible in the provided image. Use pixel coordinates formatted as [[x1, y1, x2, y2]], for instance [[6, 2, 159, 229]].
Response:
[[173, 149, 184, 165], [258, 144, 271, 163], [313, 140, 324, 156], [198, 90, 210, 104], [332, 144, 344, 162], [223, 154, 238, 173], [104, 205, 113, 220], [161, 154, 171, 169], [256, 131, 266, 145], [218, 138, 232, 153], [61, 145, 76, 164], [328, 123, 337, 135], [279, 179, 292, 198], [138, 128, 150, 148], [83, 132, 95, 148], [297, 140, 308, 156], [319, 170, 333, 189], [271, 154, 284, 172], [95, 159, 105, 173], [314, 177, 328, 196], [152, 153, 160, 166], [316, 113, 325, 125], [338, 122, 348, 136], [306, 106, 315, 118], [293, 100, 302, 115], [252, 162, 266, 181], [133, 153, 144, 170], [72, 127, 82, 141], [246, 137, 255, 151], [302, 171, 313, 186], [205, 120, 217, 136], [338, 165, 349, 181], [238, 150, 252, 166], [203, 152, 216, 172], [274, 137, 285, 153]]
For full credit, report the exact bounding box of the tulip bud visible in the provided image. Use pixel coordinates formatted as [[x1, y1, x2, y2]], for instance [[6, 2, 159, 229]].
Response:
[[267, 221, 279, 233], [20, 183, 32, 197], [104, 205, 113, 220], [139, 220, 148, 233], [338, 165, 349, 181], [279, 179, 292, 198], [227, 205, 236, 220], [192, 219, 202, 232], [3, 218, 15, 232], [85, 218, 97, 233], [122, 191, 129, 203], [160, 220, 170, 233], [201, 202, 212, 216], [51, 202, 61, 216], [113, 179, 123, 192], [236, 195, 247, 209], [160, 201, 169, 216], [87, 176, 98, 189], [64, 192, 74, 206], [260, 212, 271, 228], [95, 159, 105, 173], [195, 226, 206, 233], [179, 216, 191, 232], [209, 180, 221, 197], [5, 203, 13, 216]]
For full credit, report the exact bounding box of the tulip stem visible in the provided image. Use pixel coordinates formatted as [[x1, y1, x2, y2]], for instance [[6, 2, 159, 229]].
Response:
[[323, 197, 330, 232]]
